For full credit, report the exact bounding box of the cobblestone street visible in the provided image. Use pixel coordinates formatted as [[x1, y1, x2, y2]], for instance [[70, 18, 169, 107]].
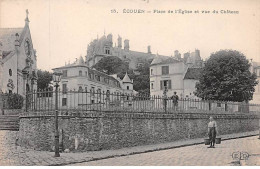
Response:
[[0, 130, 259, 166]]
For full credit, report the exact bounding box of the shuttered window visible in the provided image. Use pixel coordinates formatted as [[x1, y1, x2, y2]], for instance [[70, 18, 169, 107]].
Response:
[[160, 80, 171, 90]]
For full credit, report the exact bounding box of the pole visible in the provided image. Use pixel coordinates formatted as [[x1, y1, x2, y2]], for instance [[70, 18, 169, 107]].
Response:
[[54, 83, 60, 157]]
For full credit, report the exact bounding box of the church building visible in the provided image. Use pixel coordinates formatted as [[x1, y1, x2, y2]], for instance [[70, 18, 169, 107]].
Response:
[[0, 10, 37, 96]]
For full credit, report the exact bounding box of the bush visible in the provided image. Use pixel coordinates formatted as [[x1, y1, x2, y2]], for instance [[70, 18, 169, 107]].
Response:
[[3, 93, 24, 109]]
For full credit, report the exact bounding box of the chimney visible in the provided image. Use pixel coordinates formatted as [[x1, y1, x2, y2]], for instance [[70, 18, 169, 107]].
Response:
[[118, 35, 122, 48], [147, 45, 151, 54], [124, 39, 129, 51]]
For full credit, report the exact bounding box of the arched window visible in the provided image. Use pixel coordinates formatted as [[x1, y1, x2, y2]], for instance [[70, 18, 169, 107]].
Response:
[[79, 70, 82, 76], [78, 86, 83, 92]]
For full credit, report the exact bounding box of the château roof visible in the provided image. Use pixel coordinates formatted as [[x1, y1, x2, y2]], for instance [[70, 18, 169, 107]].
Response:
[[184, 67, 202, 80]]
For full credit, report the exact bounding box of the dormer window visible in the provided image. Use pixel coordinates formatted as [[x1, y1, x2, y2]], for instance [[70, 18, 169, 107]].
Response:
[[104, 46, 110, 55]]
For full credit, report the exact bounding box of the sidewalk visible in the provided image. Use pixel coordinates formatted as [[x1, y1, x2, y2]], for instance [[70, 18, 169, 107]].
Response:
[[0, 130, 259, 166]]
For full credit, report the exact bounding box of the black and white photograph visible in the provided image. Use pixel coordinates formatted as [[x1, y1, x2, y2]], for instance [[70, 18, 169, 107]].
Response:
[[0, 0, 259, 166]]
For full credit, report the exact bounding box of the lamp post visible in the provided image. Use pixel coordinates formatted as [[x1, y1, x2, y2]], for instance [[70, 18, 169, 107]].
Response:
[[53, 71, 62, 157]]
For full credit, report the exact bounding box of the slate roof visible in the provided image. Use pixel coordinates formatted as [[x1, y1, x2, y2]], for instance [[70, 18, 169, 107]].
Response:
[[184, 67, 202, 80], [151, 54, 180, 66]]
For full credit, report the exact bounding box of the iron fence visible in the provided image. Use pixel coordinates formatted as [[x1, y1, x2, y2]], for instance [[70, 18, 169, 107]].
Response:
[[24, 89, 260, 114]]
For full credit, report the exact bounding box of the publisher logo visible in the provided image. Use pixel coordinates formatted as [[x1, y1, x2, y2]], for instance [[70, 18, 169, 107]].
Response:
[[232, 151, 250, 161]]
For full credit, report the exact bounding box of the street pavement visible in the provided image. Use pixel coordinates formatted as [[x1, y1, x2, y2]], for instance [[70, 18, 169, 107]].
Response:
[[0, 130, 259, 166], [73, 136, 260, 166]]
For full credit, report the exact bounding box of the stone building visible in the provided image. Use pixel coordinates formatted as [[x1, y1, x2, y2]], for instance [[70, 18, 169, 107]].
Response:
[[0, 10, 37, 96], [85, 34, 155, 70], [150, 50, 203, 98], [52, 56, 134, 107], [250, 60, 260, 104]]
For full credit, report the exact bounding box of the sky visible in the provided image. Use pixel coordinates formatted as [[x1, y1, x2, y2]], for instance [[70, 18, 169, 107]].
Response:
[[0, 0, 260, 71]]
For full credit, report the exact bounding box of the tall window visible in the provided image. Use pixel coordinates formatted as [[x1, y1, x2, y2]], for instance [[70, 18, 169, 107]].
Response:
[[62, 98, 67, 106], [79, 70, 82, 76], [62, 84, 67, 93], [160, 80, 171, 90], [62, 70, 67, 77], [162, 66, 169, 75], [151, 83, 154, 89], [150, 69, 153, 75], [91, 87, 95, 96], [85, 71, 88, 77], [105, 47, 110, 54], [95, 75, 100, 81], [127, 86, 129, 90], [97, 88, 101, 98], [104, 78, 109, 84]]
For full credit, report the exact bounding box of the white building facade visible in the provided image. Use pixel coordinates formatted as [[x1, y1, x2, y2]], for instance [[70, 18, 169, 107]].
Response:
[[52, 56, 134, 107], [150, 52, 203, 99], [250, 60, 260, 104]]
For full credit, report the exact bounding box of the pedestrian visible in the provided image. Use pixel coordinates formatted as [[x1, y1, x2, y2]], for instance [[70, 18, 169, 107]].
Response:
[[208, 116, 218, 148], [171, 92, 179, 111]]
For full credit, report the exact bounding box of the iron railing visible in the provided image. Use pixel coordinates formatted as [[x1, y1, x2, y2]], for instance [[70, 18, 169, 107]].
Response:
[[24, 89, 260, 114]]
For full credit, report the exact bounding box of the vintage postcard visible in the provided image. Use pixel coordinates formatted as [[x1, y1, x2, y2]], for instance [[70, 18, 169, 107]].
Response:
[[0, 0, 260, 166]]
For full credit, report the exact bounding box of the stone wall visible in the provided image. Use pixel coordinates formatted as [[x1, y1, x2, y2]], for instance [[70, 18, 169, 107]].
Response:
[[18, 111, 259, 152]]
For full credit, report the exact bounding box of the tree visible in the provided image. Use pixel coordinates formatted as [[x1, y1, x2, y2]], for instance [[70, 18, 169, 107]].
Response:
[[92, 56, 129, 75], [37, 69, 53, 90], [195, 50, 258, 102], [93, 56, 152, 94]]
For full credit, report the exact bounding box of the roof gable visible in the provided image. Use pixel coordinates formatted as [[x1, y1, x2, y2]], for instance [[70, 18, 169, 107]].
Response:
[[151, 54, 181, 66]]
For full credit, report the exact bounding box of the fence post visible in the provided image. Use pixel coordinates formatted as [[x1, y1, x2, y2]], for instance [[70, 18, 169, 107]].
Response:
[[25, 90, 28, 112]]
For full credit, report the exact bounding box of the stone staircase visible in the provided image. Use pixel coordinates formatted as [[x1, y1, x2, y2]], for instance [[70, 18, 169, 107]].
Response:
[[0, 109, 20, 131], [0, 115, 19, 131]]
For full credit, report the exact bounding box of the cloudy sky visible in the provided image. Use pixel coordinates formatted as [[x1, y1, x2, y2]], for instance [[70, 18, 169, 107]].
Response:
[[1, 0, 259, 71]]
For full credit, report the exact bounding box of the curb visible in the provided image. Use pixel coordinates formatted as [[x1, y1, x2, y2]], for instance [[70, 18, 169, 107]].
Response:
[[51, 133, 259, 166]]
